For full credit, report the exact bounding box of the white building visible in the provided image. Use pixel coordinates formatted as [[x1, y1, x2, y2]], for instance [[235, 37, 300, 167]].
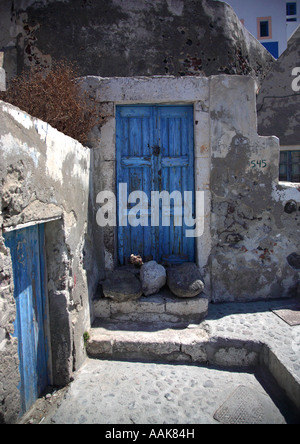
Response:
[[222, 0, 300, 57]]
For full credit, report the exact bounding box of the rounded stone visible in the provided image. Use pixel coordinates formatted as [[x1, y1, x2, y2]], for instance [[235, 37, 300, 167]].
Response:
[[140, 261, 167, 296], [167, 263, 205, 298], [102, 270, 143, 302]]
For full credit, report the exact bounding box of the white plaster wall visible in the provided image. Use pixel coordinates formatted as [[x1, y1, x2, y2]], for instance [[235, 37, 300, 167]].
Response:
[[0, 101, 94, 421]]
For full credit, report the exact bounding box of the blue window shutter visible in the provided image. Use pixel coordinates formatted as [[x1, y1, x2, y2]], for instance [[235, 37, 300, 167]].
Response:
[[262, 42, 279, 58]]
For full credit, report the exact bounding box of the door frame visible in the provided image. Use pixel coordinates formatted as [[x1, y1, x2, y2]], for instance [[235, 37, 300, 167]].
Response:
[[92, 76, 211, 291]]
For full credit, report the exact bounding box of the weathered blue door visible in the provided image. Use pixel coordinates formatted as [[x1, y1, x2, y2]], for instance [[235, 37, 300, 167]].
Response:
[[116, 105, 195, 265], [4, 224, 49, 415]]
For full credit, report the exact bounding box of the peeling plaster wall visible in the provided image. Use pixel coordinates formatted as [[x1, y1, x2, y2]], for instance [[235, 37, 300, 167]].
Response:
[[0, 0, 274, 84], [0, 101, 96, 423], [82, 75, 300, 303], [210, 75, 300, 302], [0, 231, 20, 424]]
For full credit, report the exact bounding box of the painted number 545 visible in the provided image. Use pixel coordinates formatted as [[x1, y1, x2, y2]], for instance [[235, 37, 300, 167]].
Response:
[[251, 160, 267, 168]]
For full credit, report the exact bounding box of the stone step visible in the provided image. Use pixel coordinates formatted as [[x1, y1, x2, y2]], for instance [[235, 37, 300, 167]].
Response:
[[87, 320, 210, 363], [93, 288, 209, 324], [86, 319, 263, 368]]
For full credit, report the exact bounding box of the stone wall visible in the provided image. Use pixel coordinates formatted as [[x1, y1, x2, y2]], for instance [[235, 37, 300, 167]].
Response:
[[0, 232, 20, 424], [0, 0, 273, 84], [82, 75, 300, 303], [0, 101, 97, 423], [210, 76, 300, 302]]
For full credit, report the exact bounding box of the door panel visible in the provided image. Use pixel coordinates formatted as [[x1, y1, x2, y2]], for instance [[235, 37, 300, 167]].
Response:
[[4, 224, 49, 414], [116, 105, 195, 265]]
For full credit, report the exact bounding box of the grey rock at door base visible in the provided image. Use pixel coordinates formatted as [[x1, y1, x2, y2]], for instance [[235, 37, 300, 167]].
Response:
[[102, 270, 143, 302], [167, 263, 205, 298], [140, 261, 167, 296]]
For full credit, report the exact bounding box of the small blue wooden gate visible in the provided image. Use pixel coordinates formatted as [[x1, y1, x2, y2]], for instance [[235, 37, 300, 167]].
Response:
[[4, 224, 49, 415], [116, 105, 195, 265]]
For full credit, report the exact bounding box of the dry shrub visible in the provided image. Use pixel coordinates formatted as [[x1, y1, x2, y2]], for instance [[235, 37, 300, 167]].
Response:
[[0, 61, 98, 145]]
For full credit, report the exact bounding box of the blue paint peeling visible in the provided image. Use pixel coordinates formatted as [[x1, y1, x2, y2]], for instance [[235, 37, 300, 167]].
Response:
[[4, 224, 49, 415], [116, 104, 195, 265]]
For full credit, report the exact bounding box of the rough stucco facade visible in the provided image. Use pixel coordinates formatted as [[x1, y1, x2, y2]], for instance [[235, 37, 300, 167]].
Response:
[[209, 76, 300, 302], [83, 74, 300, 304], [0, 101, 97, 423], [0, 0, 274, 83]]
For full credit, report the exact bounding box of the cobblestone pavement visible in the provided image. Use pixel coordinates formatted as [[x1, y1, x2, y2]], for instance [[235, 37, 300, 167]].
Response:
[[204, 299, 300, 381], [24, 298, 300, 425], [44, 359, 289, 424]]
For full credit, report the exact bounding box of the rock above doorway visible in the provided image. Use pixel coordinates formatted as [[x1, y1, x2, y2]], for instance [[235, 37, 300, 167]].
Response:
[[140, 260, 167, 296], [102, 269, 143, 302], [167, 263, 205, 298]]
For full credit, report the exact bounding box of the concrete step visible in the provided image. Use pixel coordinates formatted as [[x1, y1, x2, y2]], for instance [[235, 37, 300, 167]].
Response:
[[86, 319, 263, 368], [93, 288, 209, 324], [87, 320, 210, 363]]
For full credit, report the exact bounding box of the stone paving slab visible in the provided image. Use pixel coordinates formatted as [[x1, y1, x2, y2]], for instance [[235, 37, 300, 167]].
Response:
[[271, 301, 300, 326], [213, 385, 283, 424]]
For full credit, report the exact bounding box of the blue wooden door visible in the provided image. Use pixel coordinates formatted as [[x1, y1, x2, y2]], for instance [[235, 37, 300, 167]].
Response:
[[116, 105, 195, 265], [4, 224, 49, 415]]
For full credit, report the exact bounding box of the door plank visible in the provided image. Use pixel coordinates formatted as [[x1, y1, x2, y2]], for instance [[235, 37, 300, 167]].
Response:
[[116, 105, 195, 265], [4, 224, 49, 414]]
